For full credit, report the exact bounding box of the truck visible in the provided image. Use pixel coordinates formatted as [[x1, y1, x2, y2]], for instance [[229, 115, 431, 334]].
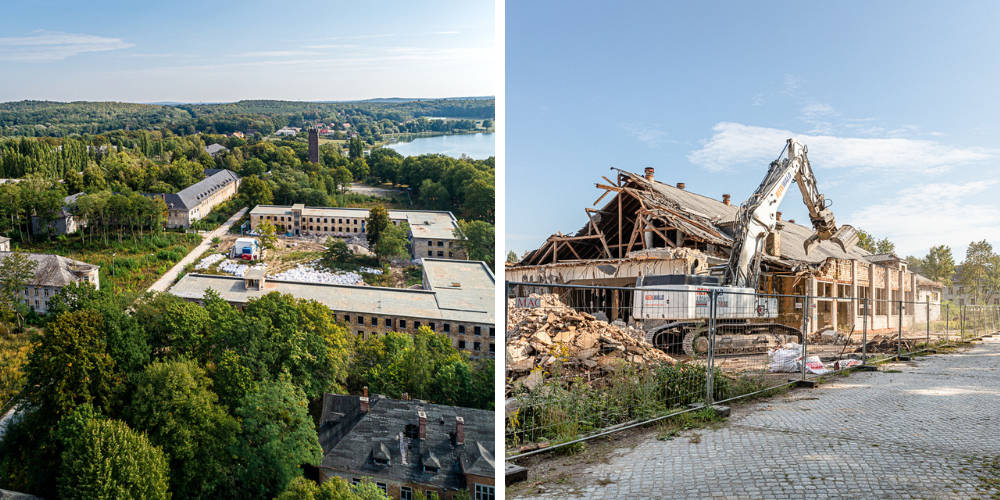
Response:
[[632, 139, 858, 357]]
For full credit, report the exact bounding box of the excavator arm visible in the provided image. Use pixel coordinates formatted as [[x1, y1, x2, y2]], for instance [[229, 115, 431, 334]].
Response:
[[723, 139, 858, 289]]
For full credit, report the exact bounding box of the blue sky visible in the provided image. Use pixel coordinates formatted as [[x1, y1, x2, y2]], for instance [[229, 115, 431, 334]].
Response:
[[506, 1, 1000, 260], [0, 0, 493, 102]]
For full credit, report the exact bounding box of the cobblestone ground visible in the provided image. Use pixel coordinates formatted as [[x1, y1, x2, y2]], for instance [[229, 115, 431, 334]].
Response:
[[512, 337, 1000, 499]]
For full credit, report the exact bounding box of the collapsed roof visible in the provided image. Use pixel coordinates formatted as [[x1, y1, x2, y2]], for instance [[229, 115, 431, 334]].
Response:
[[516, 169, 875, 274]]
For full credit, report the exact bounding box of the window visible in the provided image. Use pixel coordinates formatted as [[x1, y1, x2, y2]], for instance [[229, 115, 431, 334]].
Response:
[[423, 464, 438, 474], [401, 487, 413, 500], [373, 457, 389, 466], [489, 343, 495, 353], [357, 316, 364, 324], [474, 326, 481, 336], [399, 320, 406, 328], [371, 317, 378, 326], [351, 478, 360, 485], [437, 251, 443, 257], [458, 340, 466, 349], [443, 323, 450, 333], [489, 327, 495, 337], [429, 322, 435, 331], [474, 484, 495, 500], [437, 241, 444, 247], [415, 321, 421, 329], [385, 318, 392, 327], [358, 330, 364, 336], [425, 492, 439, 500], [474, 341, 481, 351], [459, 325, 466, 334], [428, 250, 433, 256], [344, 314, 351, 323], [376, 483, 387, 494]]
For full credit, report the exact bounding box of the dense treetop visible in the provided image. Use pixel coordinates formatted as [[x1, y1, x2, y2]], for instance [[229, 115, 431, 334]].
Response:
[[0, 98, 494, 138]]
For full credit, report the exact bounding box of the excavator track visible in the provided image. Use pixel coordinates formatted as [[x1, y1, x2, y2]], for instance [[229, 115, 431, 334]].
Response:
[[675, 322, 801, 357]]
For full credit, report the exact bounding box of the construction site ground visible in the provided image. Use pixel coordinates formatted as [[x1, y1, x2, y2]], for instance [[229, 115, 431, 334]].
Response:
[[509, 336, 1000, 499], [208, 234, 421, 288]]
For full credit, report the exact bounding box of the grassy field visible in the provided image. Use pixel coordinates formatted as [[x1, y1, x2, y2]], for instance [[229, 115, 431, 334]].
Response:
[[15, 231, 202, 293]]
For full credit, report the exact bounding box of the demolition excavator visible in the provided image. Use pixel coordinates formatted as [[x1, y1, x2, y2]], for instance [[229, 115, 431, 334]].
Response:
[[633, 138, 859, 357]]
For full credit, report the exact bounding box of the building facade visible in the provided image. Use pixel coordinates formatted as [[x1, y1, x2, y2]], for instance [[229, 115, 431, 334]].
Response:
[[506, 168, 944, 336], [249, 205, 467, 260], [0, 252, 100, 314], [318, 393, 494, 500], [168, 259, 495, 358], [31, 192, 85, 236], [146, 169, 240, 228]]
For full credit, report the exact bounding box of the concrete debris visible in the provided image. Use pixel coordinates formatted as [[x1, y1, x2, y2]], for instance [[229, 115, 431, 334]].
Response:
[[195, 253, 226, 270], [506, 293, 676, 391]]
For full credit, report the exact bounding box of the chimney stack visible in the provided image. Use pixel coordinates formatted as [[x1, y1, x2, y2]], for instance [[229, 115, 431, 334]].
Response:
[[418, 410, 427, 439], [676, 182, 685, 190], [455, 416, 465, 445], [788, 219, 795, 224], [776, 211, 782, 221], [722, 194, 731, 205], [363, 386, 368, 398], [644, 167, 655, 181], [359, 396, 369, 413]]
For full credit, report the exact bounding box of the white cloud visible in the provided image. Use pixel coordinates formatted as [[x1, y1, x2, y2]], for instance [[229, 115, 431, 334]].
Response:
[[236, 50, 321, 58], [687, 122, 993, 173], [849, 181, 1000, 256], [620, 123, 671, 148], [0, 30, 133, 61], [751, 93, 765, 106]]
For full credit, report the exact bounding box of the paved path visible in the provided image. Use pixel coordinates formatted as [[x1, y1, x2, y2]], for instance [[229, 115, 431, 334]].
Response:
[[147, 207, 247, 293], [513, 337, 1000, 499]]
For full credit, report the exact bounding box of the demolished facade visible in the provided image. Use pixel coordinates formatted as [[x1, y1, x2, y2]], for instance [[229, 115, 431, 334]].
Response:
[[506, 168, 943, 336]]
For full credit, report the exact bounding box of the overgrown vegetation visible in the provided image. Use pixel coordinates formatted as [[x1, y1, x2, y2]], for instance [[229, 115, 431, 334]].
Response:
[[18, 231, 201, 292], [0, 285, 491, 498], [506, 362, 775, 451]]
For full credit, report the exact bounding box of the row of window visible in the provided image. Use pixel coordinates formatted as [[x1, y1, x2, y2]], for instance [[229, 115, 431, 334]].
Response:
[[424, 240, 452, 247], [344, 314, 495, 337], [426, 250, 455, 258], [349, 480, 441, 500]]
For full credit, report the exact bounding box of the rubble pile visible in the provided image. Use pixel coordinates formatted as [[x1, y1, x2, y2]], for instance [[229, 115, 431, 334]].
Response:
[[506, 294, 676, 390], [220, 260, 266, 277], [855, 334, 917, 354], [269, 261, 365, 285], [195, 253, 226, 270]]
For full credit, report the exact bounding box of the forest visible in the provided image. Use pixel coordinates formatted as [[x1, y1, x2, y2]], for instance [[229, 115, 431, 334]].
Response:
[[0, 98, 494, 139], [0, 285, 492, 499]]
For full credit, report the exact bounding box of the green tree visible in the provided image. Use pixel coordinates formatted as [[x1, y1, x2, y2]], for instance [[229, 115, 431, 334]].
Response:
[[348, 136, 365, 160], [374, 221, 410, 264], [454, 220, 495, 267], [231, 378, 323, 499], [126, 359, 239, 499], [332, 165, 353, 193], [958, 240, 1000, 305], [258, 218, 278, 249], [855, 229, 896, 254], [322, 238, 353, 269], [0, 251, 37, 329], [57, 406, 170, 500], [507, 250, 519, 263], [277, 476, 391, 500], [921, 245, 956, 284], [23, 310, 116, 418], [135, 293, 210, 359], [239, 174, 274, 207], [366, 205, 391, 247]]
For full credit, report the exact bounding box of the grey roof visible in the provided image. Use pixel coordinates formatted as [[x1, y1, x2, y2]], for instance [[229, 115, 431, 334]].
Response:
[[169, 259, 494, 324], [0, 236, 8, 245], [205, 143, 228, 156], [0, 252, 98, 287], [631, 172, 872, 265], [59, 192, 85, 217], [163, 169, 239, 211], [318, 394, 494, 490]]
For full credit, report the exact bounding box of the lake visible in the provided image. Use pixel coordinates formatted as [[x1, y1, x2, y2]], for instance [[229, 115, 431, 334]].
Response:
[[386, 132, 494, 159]]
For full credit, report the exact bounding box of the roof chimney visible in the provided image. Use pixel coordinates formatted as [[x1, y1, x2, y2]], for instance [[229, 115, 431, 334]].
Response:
[[644, 167, 655, 181], [359, 396, 369, 413], [722, 194, 731, 205], [363, 386, 368, 398], [788, 219, 795, 224], [776, 211, 782, 221], [418, 410, 427, 439], [455, 416, 465, 446], [676, 182, 685, 190]]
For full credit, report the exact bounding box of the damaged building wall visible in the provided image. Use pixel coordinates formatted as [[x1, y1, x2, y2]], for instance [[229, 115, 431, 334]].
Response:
[[508, 168, 944, 336]]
